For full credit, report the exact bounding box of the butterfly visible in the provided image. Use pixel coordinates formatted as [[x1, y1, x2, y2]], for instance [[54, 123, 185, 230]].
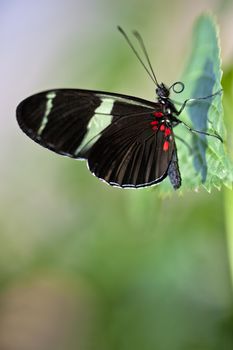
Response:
[[16, 27, 222, 190]]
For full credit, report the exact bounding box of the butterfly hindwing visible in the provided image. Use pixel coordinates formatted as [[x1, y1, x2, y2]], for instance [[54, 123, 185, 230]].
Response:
[[87, 114, 175, 188]]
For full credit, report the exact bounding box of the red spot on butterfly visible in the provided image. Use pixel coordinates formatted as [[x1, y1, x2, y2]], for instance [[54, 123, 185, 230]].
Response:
[[164, 127, 171, 136], [150, 120, 159, 131], [153, 112, 163, 118], [163, 141, 169, 151], [160, 124, 165, 131]]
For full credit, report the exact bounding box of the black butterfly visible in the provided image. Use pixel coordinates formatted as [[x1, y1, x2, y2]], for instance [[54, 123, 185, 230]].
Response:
[[16, 27, 222, 190]]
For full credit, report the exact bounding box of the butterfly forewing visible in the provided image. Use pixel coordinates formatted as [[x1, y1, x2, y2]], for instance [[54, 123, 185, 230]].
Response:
[[16, 89, 157, 158]]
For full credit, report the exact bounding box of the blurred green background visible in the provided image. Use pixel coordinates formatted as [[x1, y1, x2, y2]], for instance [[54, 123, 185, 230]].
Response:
[[1, 0, 233, 349]]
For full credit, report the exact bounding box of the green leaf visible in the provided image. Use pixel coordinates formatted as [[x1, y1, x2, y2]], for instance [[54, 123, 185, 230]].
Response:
[[159, 14, 233, 193]]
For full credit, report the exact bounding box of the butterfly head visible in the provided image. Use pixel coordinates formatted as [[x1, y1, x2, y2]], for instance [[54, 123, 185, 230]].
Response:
[[156, 83, 170, 99], [156, 81, 185, 101]]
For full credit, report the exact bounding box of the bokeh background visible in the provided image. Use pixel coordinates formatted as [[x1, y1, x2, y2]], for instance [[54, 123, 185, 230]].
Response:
[[1, 1, 233, 349]]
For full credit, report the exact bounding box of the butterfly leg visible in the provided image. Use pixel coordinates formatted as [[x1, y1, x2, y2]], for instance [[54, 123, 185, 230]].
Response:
[[173, 134, 193, 153], [176, 89, 223, 116], [180, 120, 223, 142]]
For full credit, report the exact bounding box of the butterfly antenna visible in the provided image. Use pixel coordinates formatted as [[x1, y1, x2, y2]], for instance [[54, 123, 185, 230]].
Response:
[[118, 26, 157, 85], [133, 30, 159, 86]]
